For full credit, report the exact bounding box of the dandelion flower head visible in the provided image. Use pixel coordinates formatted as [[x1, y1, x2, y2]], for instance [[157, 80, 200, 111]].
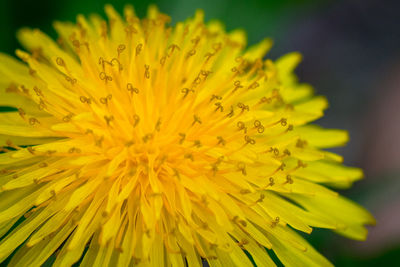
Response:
[[0, 5, 374, 266]]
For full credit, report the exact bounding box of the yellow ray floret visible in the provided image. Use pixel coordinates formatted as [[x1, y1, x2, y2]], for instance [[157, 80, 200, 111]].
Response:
[[0, 4, 374, 266]]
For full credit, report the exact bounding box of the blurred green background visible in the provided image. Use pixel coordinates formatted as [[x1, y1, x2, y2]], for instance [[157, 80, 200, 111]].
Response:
[[1, 0, 400, 266]]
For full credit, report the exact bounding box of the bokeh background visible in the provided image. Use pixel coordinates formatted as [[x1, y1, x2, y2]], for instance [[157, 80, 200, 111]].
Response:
[[1, 0, 400, 265]]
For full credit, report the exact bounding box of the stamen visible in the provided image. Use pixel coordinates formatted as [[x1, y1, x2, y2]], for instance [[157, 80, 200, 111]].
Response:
[[63, 114, 73, 122], [216, 136, 226, 146], [181, 88, 195, 98], [296, 139, 308, 148], [254, 120, 265, 133], [27, 147, 35, 154], [117, 44, 126, 57], [212, 42, 222, 52], [136, 44, 143, 56], [285, 175, 293, 184], [33, 86, 43, 97], [255, 193, 265, 203], [38, 99, 47, 111], [248, 81, 259, 90], [68, 147, 82, 153], [237, 162, 246, 175], [271, 217, 280, 228], [79, 96, 91, 104], [29, 118, 40, 125], [99, 72, 112, 83], [144, 64, 150, 79], [237, 102, 249, 112], [55, 57, 65, 67], [168, 44, 180, 57], [178, 133, 186, 144], [142, 133, 153, 143], [133, 115, 140, 127], [155, 118, 162, 132], [95, 136, 104, 147], [214, 102, 223, 112], [110, 58, 123, 71], [104, 115, 114, 126], [244, 135, 255, 145], [65, 76, 77, 85], [127, 83, 139, 94], [39, 162, 48, 168], [186, 49, 196, 58], [237, 121, 247, 133], [240, 189, 251, 194], [286, 124, 294, 132], [227, 106, 234, 118], [204, 52, 215, 62], [18, 108, 26, 118], [193, 140, 202, 148], [233, 80, 243, 92], [192, 115, 202, 125], [210, 94, 222, 102], [184, 153, 194, 161], [269, 177, 275, 186], [100, 94, 112, 105]]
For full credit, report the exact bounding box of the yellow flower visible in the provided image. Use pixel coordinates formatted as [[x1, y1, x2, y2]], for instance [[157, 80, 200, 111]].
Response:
[[0, 5, 374, 266]]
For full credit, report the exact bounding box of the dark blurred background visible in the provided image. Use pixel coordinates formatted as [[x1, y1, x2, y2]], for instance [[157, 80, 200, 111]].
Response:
[[1, 0, 399, 265]]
